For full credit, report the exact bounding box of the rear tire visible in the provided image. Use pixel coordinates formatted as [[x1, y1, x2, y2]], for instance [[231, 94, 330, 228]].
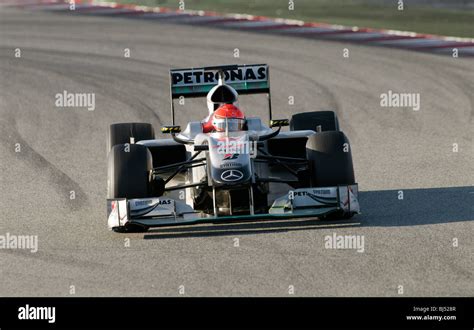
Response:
[[107, 123, 155, 152], [290, 111, 339, 132]]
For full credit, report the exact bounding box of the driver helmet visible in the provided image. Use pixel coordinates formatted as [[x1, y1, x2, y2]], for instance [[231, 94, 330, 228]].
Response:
[[211, 104, 245, 132]]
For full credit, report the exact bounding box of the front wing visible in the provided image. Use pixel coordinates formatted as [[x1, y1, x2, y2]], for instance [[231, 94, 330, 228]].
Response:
[[107, 184, 360, 229]]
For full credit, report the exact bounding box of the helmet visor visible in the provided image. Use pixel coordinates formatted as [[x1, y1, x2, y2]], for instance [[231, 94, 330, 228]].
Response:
[[214, 118, 245, 132]]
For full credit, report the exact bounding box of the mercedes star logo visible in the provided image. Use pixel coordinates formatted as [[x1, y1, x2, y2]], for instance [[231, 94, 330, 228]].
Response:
[[221, 169, 244, 182]]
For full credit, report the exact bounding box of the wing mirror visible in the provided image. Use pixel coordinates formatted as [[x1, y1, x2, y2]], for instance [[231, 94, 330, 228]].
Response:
[[161, 125, 181, 134], [269, 119, 289, 128], [162, 125, 194, 144]]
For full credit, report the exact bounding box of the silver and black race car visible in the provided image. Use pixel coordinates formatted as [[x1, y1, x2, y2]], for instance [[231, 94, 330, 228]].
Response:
[[107, 64, 359, 232]]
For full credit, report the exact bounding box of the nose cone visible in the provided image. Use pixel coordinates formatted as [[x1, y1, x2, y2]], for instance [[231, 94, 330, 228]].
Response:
[[212, 167, 252, 186], [207, 133, 253, 186]]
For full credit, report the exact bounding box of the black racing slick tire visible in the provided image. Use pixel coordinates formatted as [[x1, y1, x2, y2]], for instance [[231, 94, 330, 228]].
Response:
[[306, 131, 355, 187], [107, 144, 152, 199], [290, 111, 340, 132], [107, 123, 155, 152], [107, 144, 152, 233]]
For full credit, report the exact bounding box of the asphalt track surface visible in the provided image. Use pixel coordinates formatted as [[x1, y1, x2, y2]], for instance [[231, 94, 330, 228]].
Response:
[[0, 8, 473, 297]]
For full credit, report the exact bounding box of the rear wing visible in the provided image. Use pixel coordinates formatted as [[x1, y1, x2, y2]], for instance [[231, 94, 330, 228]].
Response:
[[169, 64, 272, 124]]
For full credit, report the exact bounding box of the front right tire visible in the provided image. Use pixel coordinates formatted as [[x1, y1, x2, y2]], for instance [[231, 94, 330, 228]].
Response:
[[107, 144, 152, 232], [107, 122, 155, 152], [107, 144, 152, 199]]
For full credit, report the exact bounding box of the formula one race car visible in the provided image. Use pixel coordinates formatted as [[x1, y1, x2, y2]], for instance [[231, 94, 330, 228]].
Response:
[[107, 64, 359, 232]]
